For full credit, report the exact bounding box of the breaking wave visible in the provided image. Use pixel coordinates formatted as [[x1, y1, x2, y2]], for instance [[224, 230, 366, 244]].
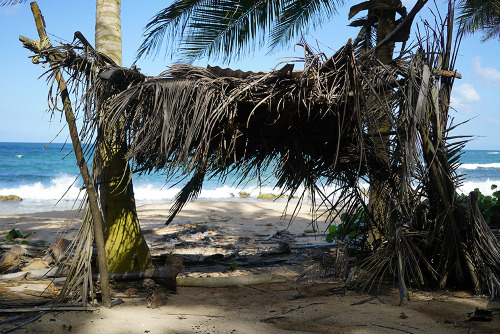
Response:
[[459, 163, 500, 170]]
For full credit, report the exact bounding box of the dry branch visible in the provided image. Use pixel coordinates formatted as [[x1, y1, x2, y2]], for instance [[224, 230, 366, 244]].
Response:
[[177, 274, 290, 287], [0, 306, 95, 313], [20, 1, 111, 308]]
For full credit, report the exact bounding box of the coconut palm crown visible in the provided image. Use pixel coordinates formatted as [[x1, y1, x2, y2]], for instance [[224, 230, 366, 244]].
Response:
[[137, 0, 344, 63], [457, 0, 500, 41]]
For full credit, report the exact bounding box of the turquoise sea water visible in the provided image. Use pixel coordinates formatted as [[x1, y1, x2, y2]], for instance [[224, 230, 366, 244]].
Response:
[[0, 142, 276, 214], [0, 142, 499, 214]]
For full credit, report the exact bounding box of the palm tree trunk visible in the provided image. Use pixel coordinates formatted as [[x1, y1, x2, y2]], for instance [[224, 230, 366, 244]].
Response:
[[367, 2, 396, 243], [96, 0, 122, 65], [95, 0, 151, 272]]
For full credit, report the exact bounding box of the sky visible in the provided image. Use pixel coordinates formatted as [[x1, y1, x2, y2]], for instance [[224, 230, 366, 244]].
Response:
[[0, 0, 499, 150]]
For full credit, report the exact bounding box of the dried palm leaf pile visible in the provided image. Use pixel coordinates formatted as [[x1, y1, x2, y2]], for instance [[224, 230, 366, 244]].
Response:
[[20, 12, 500, 305]]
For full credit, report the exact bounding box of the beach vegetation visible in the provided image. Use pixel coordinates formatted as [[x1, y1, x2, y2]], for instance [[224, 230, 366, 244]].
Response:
[[326, 210, 366, 242], [0, 195, 22, 202], [2, 228, 31, 245], [257, 193, 283, 200], [460, 185, 500, 226], [239, 191, 250, 198]]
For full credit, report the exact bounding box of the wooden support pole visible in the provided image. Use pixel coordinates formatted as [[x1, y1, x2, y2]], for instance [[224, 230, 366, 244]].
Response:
[[21, 1, 111, 308], [0, 306, 96, 313]]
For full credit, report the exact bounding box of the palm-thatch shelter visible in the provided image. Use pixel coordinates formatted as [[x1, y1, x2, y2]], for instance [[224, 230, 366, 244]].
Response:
[[20, 8, 500, 306]]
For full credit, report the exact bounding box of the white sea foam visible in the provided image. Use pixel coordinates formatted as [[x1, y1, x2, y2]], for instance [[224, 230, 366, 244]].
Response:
[[0, 174, 81, 201], [0, 177, 293, 209], [10, 173, 496, 216], [133, 184, 291, 202], [459, 163, 500, 170], [133, 184, 180, 201], [487, 152, 500, 155], [458, 180, 500, 196], [0, 174, 83, 214], [15, 155, 23, 158], [199, 185, 253, 199]]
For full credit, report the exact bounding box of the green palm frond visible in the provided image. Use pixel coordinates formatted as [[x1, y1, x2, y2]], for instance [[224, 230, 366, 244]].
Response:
[[138, 0, 285, 63], [269, 0, 342, 51], [457, 0, 500, 41], [137, 0, 212, 59], [0, 0, 26, 5], [179, 0, 283, 62], [138, 0, 344, 63], [482, 18, 500, 39]]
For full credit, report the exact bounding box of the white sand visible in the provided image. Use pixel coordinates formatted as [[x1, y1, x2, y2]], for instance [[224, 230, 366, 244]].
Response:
[[1, 200, 499, 333]]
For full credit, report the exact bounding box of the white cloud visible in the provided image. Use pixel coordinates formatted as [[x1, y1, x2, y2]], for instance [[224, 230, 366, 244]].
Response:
[[451, 83, 480, 113], [454, 83, 480, 103], [472, 57, 500, 87]]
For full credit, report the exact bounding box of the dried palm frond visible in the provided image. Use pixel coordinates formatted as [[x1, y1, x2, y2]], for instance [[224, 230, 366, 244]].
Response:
[[22, 4, 500, 305], [107, 40, 375, 224]]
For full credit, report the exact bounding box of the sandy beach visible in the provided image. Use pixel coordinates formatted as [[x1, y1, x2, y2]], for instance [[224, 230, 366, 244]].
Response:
[[1, 200, 499, 333]]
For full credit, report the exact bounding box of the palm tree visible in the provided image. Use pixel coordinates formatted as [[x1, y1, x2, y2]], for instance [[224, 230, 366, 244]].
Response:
[[2, 0, 152, 272], [457, 0, 500, 40], [95, 0, 151, 273]]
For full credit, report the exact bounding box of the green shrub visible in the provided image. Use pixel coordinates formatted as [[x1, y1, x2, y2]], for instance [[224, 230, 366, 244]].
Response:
[[257, 193, 284, 200], [326, 209, 366, 242], [471, 185, 500, 226], [0, 195, 22, 202], [2, 228, 31, 244], [239, 191, 250, 198], [258, 193, 276, 200]]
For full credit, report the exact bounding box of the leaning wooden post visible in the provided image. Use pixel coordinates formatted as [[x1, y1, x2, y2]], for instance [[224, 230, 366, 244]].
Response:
[[21, 2, 112, 308]]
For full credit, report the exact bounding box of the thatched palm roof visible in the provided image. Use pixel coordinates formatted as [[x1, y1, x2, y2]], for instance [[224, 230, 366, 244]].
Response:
[[104, 41, 413, 222], [21, 24, 500, 302]]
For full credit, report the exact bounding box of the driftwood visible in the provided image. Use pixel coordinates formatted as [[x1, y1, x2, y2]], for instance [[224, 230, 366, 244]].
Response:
[[0, 306, 95, 313], [0, 245, 25, 273], [0, 265, 293, 289], [0, 312, 46, 334], [91, 264, 293, 288], [0, 244, 46, 252], [0, 268, 60, 280], [177, 274, 290, 287], [0, 280, 58, 298], [93, 265, 183, 291]]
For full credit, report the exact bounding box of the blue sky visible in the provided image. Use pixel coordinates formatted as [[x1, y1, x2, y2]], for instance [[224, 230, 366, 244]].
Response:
[[0, 0, 499, 149]]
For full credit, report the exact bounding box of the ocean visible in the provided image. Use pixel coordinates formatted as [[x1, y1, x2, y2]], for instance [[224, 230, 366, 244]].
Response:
[[0, 142, 279, 215], [0, 142, 499, 215]]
